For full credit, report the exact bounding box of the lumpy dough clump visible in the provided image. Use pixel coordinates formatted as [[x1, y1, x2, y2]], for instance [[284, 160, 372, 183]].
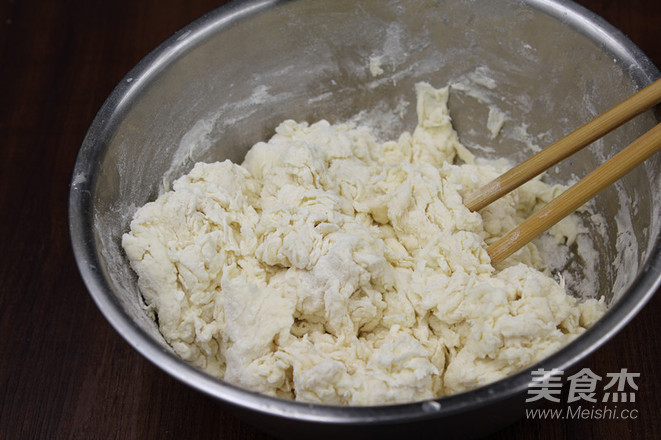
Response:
[[122, 83, 606, 405]]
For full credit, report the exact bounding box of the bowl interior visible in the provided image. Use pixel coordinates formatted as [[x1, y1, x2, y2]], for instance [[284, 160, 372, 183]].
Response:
[[75, 0, 660, 399]]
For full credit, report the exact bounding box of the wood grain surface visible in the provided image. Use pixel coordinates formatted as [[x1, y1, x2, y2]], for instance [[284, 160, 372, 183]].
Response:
[[1, 1, 659, 439]]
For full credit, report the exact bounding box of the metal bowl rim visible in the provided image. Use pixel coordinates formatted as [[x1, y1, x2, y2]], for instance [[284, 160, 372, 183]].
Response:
[[68, 0, 661, 424]]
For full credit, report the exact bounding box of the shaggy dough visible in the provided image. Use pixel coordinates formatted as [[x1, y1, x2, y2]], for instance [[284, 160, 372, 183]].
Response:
[[122, 83, 606, 405]]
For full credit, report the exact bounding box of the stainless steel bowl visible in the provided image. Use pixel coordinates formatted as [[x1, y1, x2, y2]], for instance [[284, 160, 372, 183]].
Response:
[[69, 0, 661, 438]]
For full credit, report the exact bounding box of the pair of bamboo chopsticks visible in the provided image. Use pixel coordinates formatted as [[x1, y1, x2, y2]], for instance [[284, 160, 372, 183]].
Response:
[[464, 78, 661, 264]]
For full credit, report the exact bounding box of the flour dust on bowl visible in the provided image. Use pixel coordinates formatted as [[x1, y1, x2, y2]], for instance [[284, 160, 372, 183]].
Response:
[[69, 0, 661, 438]]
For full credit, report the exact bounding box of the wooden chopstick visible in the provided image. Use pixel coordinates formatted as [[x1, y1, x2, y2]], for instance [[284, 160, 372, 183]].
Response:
[[464, 78, 661, 212], [486, 122, 661, 263]]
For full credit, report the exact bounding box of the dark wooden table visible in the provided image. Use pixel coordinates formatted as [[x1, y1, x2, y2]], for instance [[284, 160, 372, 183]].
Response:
[[1, 1, 659, 438]]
